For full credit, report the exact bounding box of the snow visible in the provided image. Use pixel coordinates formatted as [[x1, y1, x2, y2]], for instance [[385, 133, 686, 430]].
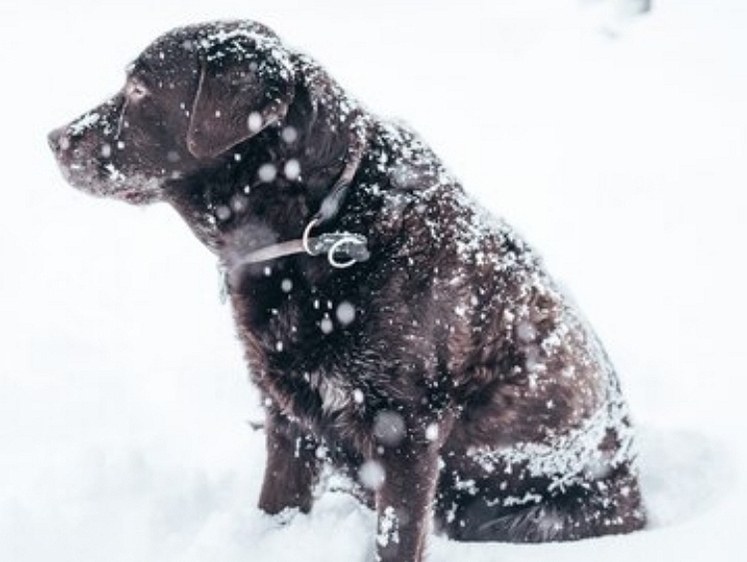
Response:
[[248, 111, 264, 133], [372, 411, 407, 448], [284, 158, 301, 181], [2, 0, 747, 561], [359, 461, 386, 492], [282, 125, 299, 144], [425, 424, 440, 442], [257, 162, 278, 183], [376, 506, 400, 548], [467, 395, 634, 493], [336, 301, 356, 326], [68, 111, 101, 135], [320, 316, 334, 335]]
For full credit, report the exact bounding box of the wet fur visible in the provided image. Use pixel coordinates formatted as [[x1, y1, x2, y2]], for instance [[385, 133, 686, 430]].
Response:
[[49, 21, 646, 562]]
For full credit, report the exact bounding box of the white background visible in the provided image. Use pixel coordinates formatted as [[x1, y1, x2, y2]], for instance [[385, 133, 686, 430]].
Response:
[[1, 1, 746, 560]]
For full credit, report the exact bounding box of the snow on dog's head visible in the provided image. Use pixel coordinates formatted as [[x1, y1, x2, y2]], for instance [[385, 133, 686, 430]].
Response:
[[48, 20, 294, 204]]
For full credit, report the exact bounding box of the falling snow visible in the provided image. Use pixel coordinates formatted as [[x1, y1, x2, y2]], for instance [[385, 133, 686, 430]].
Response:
[[425, 423, 439, 442], [34, 6, 747, 562], [283, 159, 301, 180], [281, 125, 298, 144], [247, 111, 263, 133], [320, 317, 334, 334], [373, 411, 407, 448], [358, 460, 386, 491], [258, 163, 277, 182], [335, 302, 356, 326], [215, 205, 231, 222]]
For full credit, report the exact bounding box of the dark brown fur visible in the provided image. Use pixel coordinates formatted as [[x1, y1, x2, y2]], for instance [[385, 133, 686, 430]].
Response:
[[49, 20, 646, 562]]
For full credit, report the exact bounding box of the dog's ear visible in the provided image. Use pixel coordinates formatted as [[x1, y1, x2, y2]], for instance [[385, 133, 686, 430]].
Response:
[[186, 33, 295, 159]]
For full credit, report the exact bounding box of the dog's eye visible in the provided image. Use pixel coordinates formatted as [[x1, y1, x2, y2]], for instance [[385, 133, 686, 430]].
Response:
[[126, 80, 149, 102]]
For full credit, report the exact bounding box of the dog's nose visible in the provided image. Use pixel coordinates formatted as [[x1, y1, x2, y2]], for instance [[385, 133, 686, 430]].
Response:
[[47, 127, 70, 152]]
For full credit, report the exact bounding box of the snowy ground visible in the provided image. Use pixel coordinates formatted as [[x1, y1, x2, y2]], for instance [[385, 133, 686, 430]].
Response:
[[2, 0, 746, 560]]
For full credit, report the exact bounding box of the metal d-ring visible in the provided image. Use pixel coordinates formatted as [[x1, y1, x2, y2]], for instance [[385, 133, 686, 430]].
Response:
[[302, 217, 321, 256], [327, 236, 358, 269], [302, 216, 364, 269]]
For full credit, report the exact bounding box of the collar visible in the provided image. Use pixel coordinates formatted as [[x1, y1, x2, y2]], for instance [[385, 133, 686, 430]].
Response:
[[218, 219, 369, 303], [230, 218, 370, 270], [222, 119, 370, 276]]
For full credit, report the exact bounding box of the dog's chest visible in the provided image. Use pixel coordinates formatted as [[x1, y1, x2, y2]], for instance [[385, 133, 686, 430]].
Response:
[[236, 277, 369, 411], [304, 370, 356, 413]]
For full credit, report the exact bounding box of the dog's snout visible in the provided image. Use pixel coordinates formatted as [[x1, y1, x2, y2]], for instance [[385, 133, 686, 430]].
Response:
[[47, 128, 60, 151], [47, 127, 71, 153]]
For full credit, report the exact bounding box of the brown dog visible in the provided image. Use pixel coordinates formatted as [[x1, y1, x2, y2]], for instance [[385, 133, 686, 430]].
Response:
[[49, 20, 646, 562]]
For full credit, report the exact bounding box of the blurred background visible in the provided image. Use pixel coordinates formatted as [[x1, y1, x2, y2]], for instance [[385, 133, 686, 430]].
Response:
[[1, 1, 745, 560]]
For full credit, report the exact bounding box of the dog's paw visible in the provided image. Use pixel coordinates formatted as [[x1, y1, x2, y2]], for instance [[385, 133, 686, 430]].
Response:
[[263, 506, 302, 527]]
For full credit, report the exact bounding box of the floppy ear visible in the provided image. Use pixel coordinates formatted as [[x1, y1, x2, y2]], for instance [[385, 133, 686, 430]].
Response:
[[186, 35, 295, 159]]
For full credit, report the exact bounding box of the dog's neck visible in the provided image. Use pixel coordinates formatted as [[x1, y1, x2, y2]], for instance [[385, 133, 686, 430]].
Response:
[[220, 55, 374, 276], [219, 119, 371, 283], [166, 52, 376, 290]]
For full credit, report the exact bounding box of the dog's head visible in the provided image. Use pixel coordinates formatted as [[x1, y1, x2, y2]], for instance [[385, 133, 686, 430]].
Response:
[[48, 21, 295, 205]]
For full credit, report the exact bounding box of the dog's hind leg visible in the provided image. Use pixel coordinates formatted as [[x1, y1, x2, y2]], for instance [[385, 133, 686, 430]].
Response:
[[441, 465, 646, 543]]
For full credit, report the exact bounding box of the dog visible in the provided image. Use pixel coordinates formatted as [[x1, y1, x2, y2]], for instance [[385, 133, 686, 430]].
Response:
[[49, 20, 646, 562]]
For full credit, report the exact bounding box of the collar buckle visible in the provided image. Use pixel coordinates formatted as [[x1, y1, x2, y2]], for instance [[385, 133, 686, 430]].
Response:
[[302, 217, 369, 269]]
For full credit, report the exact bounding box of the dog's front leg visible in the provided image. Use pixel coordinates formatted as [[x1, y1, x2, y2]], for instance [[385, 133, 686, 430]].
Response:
[[259, 411, 321, 515], [374, 440, 439, 562]]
